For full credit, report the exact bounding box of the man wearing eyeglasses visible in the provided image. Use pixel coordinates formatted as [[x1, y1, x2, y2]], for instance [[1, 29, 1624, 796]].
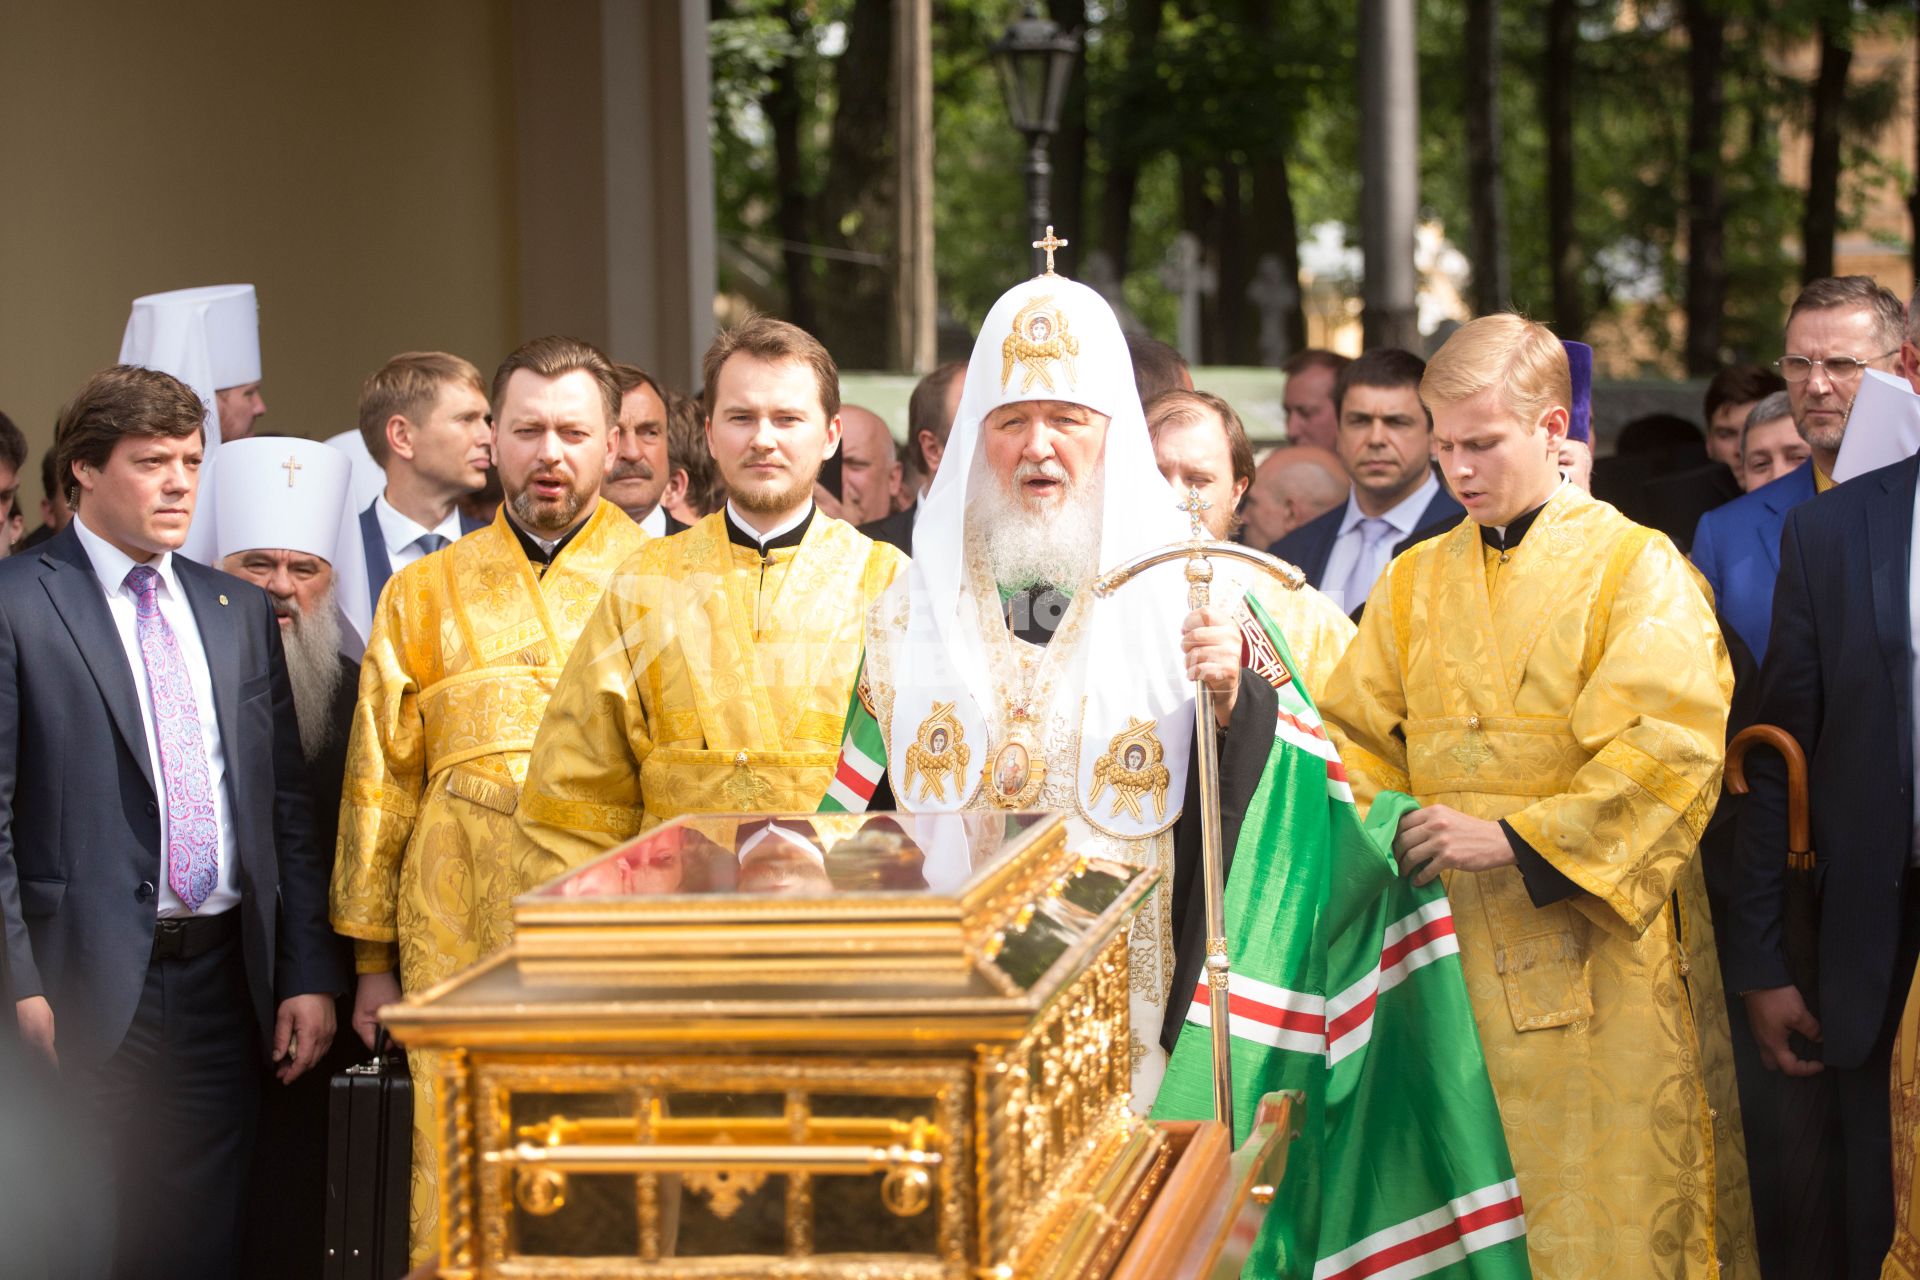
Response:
[[1691, 275, 1906, 665]]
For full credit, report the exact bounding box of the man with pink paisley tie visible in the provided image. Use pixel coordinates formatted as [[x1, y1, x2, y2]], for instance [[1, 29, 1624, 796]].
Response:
[[0, 365, 347, 1279]]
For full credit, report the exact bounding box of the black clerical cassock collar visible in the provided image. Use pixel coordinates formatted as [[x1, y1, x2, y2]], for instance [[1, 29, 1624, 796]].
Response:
[[1003, 583, 1072, 646], [725, 501, 815, 554], [505, 508, 591, 573], [1477, 482, 1563, 555]]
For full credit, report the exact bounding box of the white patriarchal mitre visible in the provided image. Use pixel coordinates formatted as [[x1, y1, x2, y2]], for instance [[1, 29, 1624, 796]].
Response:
[[205, 435, 372, 660], [118, 283, 262, 562]]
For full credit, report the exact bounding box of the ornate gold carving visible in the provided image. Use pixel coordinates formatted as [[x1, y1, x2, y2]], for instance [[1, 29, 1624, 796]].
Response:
[[901, 701, 969, 803], [1000, 293, 1080, 393], [1087, 717, 1172, 822], [681, 1135, 767, 1218]]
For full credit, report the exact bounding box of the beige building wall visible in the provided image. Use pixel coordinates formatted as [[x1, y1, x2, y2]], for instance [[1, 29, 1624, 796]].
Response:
[[0, 0, 522, 467]]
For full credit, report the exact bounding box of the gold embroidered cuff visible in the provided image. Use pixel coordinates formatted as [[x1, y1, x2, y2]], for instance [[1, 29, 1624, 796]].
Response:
[[520, 789, 645, 838]]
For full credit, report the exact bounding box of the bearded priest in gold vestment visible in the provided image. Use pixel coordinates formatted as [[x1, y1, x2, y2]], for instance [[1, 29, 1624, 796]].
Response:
[[513, 316, 905, 879], [1318, 314, 1758, 1279], [329, 337, 647, 1262]]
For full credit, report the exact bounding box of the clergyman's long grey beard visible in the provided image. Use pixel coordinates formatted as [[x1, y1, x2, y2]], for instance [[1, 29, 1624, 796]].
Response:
[[280, 587, 346, 762], [973, 462, 1103, 592]]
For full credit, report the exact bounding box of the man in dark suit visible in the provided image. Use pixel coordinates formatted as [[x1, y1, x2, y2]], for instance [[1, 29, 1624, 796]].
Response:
[[1270, 347, 1463, 614], [1726, 441, 1920, 1277], [351, 351, 494, 609], [0, 365, 346, 1279], [1692, 275, 1906, 665], [861, 360, 964, 556], [608, 362, 676, 535]]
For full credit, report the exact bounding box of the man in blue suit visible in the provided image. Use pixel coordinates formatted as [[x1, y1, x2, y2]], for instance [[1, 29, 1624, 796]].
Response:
[[1692, 275, 1906, 665], [350, 352, 494, 611], [0, 366, 346, 1277], [1271, 347, 1463, 615], [1727, 437, 1920, 1276]]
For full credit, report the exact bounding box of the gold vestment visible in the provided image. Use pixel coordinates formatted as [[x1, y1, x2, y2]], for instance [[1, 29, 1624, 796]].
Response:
[[1886, 970, 1920, 1278], [1319, 485, 1757, 1279], [513, 510, 905, 879], [328, 500, 647, 1262]]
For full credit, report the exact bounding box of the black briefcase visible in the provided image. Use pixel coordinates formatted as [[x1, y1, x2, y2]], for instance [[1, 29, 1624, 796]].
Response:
[[324, 1034, 412, 1280]]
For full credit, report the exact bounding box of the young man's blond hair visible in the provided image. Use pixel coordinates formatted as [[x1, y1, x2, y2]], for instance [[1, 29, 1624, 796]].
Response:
[[1420, 313, 1571, 432]]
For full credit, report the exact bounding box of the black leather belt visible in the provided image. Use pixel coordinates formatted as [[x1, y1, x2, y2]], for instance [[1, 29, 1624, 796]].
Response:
[[151, 909, 239, 961]]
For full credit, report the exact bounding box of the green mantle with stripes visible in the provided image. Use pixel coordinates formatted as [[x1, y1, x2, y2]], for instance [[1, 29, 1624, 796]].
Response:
[[823, 593, 1529, 1279]]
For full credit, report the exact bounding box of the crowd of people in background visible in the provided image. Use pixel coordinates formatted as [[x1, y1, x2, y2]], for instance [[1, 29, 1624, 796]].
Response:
[[5, 263, 1920, 1280]]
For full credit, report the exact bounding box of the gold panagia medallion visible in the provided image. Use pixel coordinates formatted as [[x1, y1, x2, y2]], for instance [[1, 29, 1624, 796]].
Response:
[[902, 701, 970, 803], [1088, 717, 1171, 822], [986, 720, 1047, 810], [1000, 294, 1080, 394]]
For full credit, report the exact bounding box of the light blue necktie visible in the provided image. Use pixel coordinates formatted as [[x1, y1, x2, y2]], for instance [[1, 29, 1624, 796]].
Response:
[[1340, 518, 1395, 613]]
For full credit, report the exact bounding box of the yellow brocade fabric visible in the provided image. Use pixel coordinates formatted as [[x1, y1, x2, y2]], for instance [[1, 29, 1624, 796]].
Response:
[[328, 500, 646, 1262], [1885, 968, 1920, 1278], [513, 510, 905, 880], [1319, 485, 1757, 1279]]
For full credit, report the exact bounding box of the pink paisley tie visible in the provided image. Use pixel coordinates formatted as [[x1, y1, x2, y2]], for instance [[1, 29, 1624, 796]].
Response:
[[125, 565, 218, 911]]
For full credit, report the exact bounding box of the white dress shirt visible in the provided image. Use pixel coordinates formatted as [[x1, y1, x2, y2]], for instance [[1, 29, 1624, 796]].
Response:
[[1320, 472, 1440, 614], [639, 506, 667, 537], [72, 516, 239, 916], [374, 492, 464, 573]]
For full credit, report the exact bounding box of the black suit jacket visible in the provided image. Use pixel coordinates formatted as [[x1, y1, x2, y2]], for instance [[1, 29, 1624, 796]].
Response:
[[358, 500, 486, 608], [0, 526, 348, 1068], [858, 500, 917, 556], [1727, 453, 1917, 1069], [1635, 462, 1742, 554], [1268, 483, 1466, 588]]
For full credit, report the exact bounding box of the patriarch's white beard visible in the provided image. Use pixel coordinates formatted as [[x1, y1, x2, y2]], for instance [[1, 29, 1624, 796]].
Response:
[[971, 461, 1103, 591]]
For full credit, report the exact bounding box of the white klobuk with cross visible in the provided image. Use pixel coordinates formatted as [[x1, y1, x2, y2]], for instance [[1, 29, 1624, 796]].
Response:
[[204, 435, 374, 660]]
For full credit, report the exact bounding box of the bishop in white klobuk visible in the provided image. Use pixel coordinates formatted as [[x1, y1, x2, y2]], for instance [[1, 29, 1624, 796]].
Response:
[[118, 284, 264, 562], [838, 266, 1290, 1109], [209, 438, 370, 745]]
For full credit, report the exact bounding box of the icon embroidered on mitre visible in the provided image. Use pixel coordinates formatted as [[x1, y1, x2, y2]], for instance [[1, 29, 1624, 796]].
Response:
[[1001, 294, 1080, 394], [1088, 717, 1171, 822], [902, 702, 970, 803]]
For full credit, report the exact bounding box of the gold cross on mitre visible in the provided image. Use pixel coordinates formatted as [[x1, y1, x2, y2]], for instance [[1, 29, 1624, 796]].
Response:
[[281, 455, 303, 487], [1033, 225, 1069, 276], [1177, 486, 1211, 539]]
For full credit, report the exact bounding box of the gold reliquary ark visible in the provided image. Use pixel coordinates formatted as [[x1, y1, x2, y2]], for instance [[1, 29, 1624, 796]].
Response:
[[383, 810, 1183, 1279]]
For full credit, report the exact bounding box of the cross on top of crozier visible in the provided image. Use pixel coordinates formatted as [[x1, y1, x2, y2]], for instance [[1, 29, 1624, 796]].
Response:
[[282, 455, 303, 487], [1033, 225, 1069, 276], [1178, 486, 1211, 540]]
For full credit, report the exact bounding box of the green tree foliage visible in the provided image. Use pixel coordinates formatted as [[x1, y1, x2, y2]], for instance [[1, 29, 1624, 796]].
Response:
[[710, 0, 1915, 373]]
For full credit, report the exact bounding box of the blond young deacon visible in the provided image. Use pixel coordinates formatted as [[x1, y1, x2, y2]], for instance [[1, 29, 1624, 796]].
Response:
[[1317, 314, 1756, 1278]]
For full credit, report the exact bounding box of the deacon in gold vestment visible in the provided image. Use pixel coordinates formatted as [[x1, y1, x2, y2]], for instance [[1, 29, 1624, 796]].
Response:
[[330, 338, 646, 1262], [1319, 314, 1756, 1279], [515, 315, 905, 876]]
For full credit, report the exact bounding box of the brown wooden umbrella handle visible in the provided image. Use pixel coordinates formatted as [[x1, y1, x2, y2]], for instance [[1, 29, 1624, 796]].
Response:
[[1725, 724, 1813, 870]]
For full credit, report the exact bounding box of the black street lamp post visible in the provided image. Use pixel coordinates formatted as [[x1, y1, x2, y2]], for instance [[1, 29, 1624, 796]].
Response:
[[990, 6, 1081, 275]]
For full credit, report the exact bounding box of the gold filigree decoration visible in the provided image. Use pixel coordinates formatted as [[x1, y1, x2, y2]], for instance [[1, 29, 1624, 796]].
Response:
[[682, 1133, 769, 1219], [1087, 717, 1172, 821], [902, 701, 970, 803]]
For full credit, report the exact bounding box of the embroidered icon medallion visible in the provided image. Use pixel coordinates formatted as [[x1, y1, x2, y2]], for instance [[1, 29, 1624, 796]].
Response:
[[1088, 717, 1172, 822], [1000, 294, 1080, 394], [902, 701, 970, 803]]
